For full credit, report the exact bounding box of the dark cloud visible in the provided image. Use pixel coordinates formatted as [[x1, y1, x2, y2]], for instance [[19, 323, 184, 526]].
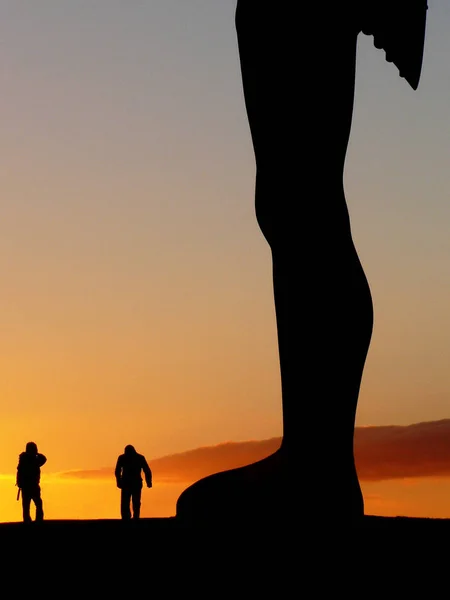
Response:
[[58, 438, 282, 483], [355, 419, 450, 481], [57, 419, 450, 483]]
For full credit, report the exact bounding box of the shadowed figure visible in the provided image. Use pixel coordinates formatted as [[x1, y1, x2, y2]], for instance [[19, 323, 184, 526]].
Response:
[[176, 0, 428, 528], [16, 442, 47, 523], [115, 445, 152, 520]]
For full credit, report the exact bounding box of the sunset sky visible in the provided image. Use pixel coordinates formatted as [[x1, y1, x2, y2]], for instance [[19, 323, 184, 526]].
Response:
[[1, 1, 450, 522]]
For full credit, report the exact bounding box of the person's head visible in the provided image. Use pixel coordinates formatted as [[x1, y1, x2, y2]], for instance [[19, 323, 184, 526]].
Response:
[[124, 444, 136, 456], [25, 442, 38, 455]]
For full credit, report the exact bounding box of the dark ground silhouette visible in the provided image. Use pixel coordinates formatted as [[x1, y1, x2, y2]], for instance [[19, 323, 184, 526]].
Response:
[[176, 1, 428, 529], [0, 515, 446, 583]]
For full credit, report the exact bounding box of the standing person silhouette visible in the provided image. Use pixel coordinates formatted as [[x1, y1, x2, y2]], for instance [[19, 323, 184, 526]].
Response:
[[115, 445, 152, 520], [16, 442, 47, 523], [176, 1, 428, 527]]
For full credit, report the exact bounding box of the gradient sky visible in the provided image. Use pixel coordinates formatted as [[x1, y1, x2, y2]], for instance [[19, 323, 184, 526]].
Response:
[[1, 1, 450, 520]]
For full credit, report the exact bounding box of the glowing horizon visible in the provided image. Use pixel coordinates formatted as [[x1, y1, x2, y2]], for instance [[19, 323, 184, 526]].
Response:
[[3, 421, 450, 523]]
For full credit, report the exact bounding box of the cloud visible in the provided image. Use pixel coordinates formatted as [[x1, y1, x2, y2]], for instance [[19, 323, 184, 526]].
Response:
[[355, 419, 450, 481], [56, 419, 450, 484], [58, 467, 114, 480], [57, 438, 282, 483]]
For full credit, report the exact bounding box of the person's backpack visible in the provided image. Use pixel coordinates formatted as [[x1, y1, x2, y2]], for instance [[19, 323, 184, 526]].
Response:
[[16, 453, 40, 488]]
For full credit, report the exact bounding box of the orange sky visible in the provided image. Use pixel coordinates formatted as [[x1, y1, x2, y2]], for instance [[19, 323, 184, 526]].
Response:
[[1, 3, 450, 523]]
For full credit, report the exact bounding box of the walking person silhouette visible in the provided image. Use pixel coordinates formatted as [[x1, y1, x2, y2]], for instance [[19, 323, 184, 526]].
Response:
[[16, 442, 47, 523], [115, 445, 152, 520], [176, 0, 428, 528]]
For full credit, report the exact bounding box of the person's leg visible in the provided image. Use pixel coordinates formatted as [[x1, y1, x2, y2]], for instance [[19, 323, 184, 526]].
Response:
[[121, 488, 132, 520], [22, 491, 32, 523], [33, 486, 44, 521], [176, 2, 371, 527], [131, 487, 142, 519]]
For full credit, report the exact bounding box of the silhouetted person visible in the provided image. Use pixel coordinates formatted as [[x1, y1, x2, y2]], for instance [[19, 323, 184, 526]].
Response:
[[115, 445, 152, 520], [176, 1, 428, 528], [16, 442, 47, 523]]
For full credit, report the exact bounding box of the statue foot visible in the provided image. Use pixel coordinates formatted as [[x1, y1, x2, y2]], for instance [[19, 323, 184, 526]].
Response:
[[176, 446, 364, 530], [176, 448, 289, 530]]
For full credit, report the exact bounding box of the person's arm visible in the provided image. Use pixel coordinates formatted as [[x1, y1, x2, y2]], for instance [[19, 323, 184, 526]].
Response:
[[37, 453, 47, 467], [142, 457, 152, 488], [114, 456, 122, 488], [16, 456, 21, 487]]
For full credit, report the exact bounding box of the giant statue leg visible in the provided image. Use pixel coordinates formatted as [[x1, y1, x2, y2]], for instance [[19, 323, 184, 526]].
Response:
[[176, 2, 372, 530]]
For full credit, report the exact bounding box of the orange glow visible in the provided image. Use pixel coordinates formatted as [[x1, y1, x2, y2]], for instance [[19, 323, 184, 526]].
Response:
[[0, 474, 188, 522], [0, 438, 281, 522], [3, 426, 450, 522], [361, 478, 450, 519]]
